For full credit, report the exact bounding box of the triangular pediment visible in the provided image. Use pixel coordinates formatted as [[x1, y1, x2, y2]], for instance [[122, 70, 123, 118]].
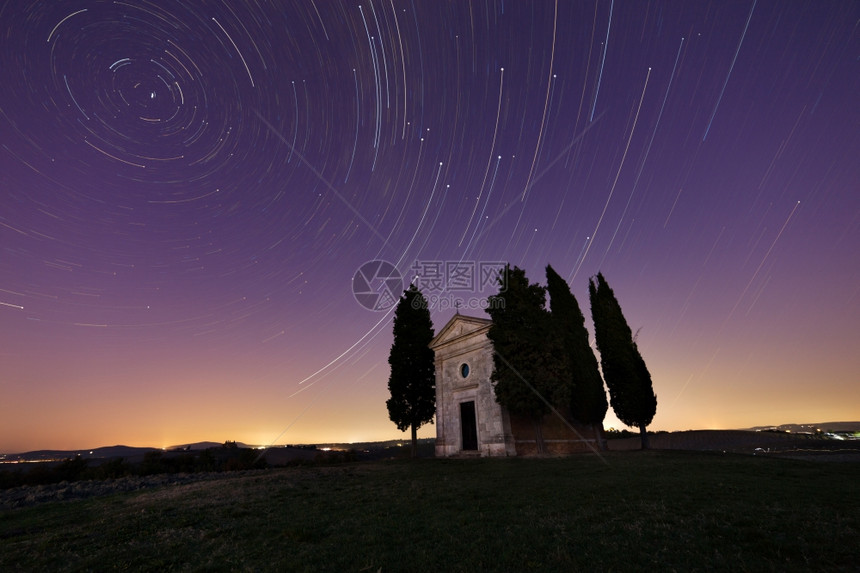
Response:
[[429, 314, 492, 350]]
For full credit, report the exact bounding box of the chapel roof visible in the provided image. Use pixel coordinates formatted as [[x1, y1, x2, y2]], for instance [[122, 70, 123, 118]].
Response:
[[429, 313, 492, 350]]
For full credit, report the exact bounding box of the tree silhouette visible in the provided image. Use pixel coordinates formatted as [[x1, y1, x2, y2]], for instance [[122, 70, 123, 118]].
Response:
[[588, 272, 657, 449], [486, 265, 569, 453], [546, 265, 608, 448], [386, 284, 436, 457]]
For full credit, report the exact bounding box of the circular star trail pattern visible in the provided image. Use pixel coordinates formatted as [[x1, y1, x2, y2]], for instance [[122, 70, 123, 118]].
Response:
[[1, 1, 858, 450]]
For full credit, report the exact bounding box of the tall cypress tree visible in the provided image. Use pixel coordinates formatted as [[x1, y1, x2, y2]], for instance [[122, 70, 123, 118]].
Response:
[[386, 284, 436, 457], [486, 265, 568, 453], [546, 265, 608, 448], [588, 272, 657, 449]]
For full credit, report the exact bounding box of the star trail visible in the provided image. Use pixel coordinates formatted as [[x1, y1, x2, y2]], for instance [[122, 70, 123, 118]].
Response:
[[1, 1, 858, 452]]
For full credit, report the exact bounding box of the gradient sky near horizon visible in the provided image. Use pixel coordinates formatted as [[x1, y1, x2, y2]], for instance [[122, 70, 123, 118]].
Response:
[[2, 0, 858, 453]]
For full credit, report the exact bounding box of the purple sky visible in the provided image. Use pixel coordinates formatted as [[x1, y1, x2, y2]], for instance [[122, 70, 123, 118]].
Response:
[[2, 1, 858, 452]]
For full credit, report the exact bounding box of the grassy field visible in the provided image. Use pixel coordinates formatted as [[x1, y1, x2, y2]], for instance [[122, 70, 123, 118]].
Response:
[[2, 451, 858, 572]]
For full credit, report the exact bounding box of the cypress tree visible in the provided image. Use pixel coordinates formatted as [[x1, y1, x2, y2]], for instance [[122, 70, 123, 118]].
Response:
[[545, 265, 608, 448], [386, 284, 436, 457], [588, 272, 657, 449], [486, 265, 568, 453]]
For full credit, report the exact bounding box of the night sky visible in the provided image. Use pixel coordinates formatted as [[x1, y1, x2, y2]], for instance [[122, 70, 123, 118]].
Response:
[[2, 1, 858, 453]]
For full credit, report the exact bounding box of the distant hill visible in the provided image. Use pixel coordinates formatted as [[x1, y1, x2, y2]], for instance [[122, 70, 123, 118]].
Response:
[[1, 445, 159, 464], [1, 442, 260, 464], [745, 422, 860, 433], [166, 441, 251, 451]]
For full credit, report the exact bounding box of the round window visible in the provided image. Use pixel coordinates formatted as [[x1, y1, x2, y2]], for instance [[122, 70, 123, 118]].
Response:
[[460, 363, 470, 378]]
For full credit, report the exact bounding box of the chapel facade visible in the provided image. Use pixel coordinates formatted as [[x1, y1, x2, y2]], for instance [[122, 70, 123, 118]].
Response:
[[430, 313, 603, 457]]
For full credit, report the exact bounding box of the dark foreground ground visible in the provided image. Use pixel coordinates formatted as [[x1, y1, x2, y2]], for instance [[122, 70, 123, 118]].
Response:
[[2, 450, 858, 572]]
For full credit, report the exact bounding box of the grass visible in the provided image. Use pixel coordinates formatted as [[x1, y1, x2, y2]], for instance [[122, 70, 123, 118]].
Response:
[[2, 451, 858, 572]]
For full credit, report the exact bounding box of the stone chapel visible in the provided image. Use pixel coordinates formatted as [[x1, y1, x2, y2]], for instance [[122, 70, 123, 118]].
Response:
[[430, 313, 602, 457]]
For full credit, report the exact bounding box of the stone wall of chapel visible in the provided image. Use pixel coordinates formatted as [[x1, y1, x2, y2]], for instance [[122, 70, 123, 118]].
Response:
[[433, 315, 603, 458], [433, 321, 515, 457]]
